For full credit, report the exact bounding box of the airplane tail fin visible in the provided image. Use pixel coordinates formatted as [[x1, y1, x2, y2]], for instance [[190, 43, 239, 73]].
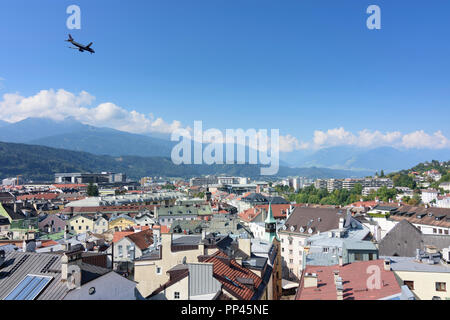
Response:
[[66, 34, 73, 41], [86, 42, 93, 48]]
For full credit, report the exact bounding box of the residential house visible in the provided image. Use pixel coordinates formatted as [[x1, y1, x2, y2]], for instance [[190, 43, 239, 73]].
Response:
[[38, 214, 67, 234], [421, 189, 439, 204], [134, 233, 219, 297], [67, 214, 94, 234], [383, 252, 450, 300], [109, 214, 136, 231], [199, 251, 265, 300], [110, 228, 154, 274], [278, 206, 352, 280], [379, 220, 450, 257], [93, 215, 109, 234], [295, 259, 414, 300], [0, 203, 39, 240], [148, 263, 222, 300], [0, 244, 137, 300], [303, 223, 377, 267]]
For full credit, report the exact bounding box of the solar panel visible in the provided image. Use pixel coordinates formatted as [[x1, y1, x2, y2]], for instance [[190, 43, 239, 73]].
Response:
[[4, 274, 53, 300]]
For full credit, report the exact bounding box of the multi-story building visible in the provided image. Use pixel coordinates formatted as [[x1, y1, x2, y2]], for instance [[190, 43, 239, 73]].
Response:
[[278, 207, 353, 280]]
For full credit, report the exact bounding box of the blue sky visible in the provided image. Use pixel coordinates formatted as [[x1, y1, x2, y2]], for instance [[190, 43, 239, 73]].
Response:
[[0, 0, 449, 151]]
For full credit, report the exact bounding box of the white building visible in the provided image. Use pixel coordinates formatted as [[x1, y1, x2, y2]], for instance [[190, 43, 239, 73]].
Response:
[[421, 189, 439, 204]]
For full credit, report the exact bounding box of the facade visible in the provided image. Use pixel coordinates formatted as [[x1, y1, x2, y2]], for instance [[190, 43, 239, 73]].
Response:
[[38, 214, 67, 234], [385, 255, 450, 300], [278, 207, 353, 280], [109, 214, 136, 231], [67, 215, 94, 234], [421, 189, 439, 204], [93, 216, 109, 234], [148, 263, 222, 300]]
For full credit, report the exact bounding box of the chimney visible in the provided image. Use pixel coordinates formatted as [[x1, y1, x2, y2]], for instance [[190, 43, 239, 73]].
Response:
[[383, 258, 391, 271], [338, 218, 344, 229], [238, 238, 251, 257], [303, 273, 318, 288]]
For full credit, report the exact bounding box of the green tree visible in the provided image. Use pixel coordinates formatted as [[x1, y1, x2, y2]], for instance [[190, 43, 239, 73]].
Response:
[[87, 182, 99, 196]]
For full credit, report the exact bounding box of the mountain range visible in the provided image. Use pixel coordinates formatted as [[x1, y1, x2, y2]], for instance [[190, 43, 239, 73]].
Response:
[[0, 117, 448, 174], [0, 141, 370, 181]]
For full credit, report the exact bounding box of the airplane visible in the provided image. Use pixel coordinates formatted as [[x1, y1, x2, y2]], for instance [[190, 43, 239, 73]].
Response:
[[65, 34, 95, 54]]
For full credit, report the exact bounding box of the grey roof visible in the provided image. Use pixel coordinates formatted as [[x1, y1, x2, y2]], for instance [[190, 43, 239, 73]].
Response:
[[382, 256, 450, 273], [0, 251, 111, 300], [282, 207, 346, 235], [188, 263, 221, 297], [0, 251, 67, 300], [379, 220, 450, 257], [171, 235, 202, 246]]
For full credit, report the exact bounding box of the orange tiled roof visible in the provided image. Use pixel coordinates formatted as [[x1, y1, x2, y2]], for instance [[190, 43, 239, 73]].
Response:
[[204, 251, 263, 300]]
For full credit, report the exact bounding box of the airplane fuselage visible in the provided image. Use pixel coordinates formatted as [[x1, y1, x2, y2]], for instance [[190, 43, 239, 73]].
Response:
[[69, 40, 95, 53]]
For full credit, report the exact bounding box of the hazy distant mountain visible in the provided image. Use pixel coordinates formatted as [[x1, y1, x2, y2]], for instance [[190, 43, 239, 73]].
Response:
[[0, 120, 8, 128], [0, 141, 370, 181], [286, 146, 450, 172], [30, 126, 175, 157], [0, 117, 87, 142]]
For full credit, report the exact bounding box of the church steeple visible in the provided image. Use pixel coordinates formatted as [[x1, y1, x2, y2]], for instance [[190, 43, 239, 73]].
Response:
[[265, 202, 277, 242]]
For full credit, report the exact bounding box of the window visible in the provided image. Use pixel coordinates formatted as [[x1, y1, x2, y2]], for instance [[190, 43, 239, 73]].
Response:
[[174, 292, 180, 299], [281, 239, 284, 243], [289, 239, 293, 245], [289, 259, 293, 264], [156, 267, 162, 274], [404, 281, 414, 290], [86, 226, 89, 230], [118, 245, 123, 257], [323, 248, 329, 253], [78, 226, 81, 230], [354, 253, 363, 261], [436, 282, 446, 292], [281, 248, 284, 252], [446, 230, 449, 235], [433, 228, 437, 234], [71, 226, 74, 230], [439, 229, 443, 234]]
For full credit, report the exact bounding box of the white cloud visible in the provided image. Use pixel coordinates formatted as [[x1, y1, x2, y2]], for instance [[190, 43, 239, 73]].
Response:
[[401, 130, 450, 149], [0, 89, 448, 151], [0, 89, 186, 134], [308, 127, 450, 150]]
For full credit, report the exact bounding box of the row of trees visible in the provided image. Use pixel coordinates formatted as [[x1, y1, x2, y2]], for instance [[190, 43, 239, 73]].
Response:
[[281, 183, 408, 206]]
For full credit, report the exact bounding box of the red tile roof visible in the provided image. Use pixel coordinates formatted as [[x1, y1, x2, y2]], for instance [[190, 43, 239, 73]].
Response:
[[112, 231, 135, 243], [296, 260, 402, 300], [203, 251, 263, 300], [126, 229, 153, 250], [52, 184, 87, 189], [17, 193, 59, 201]]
